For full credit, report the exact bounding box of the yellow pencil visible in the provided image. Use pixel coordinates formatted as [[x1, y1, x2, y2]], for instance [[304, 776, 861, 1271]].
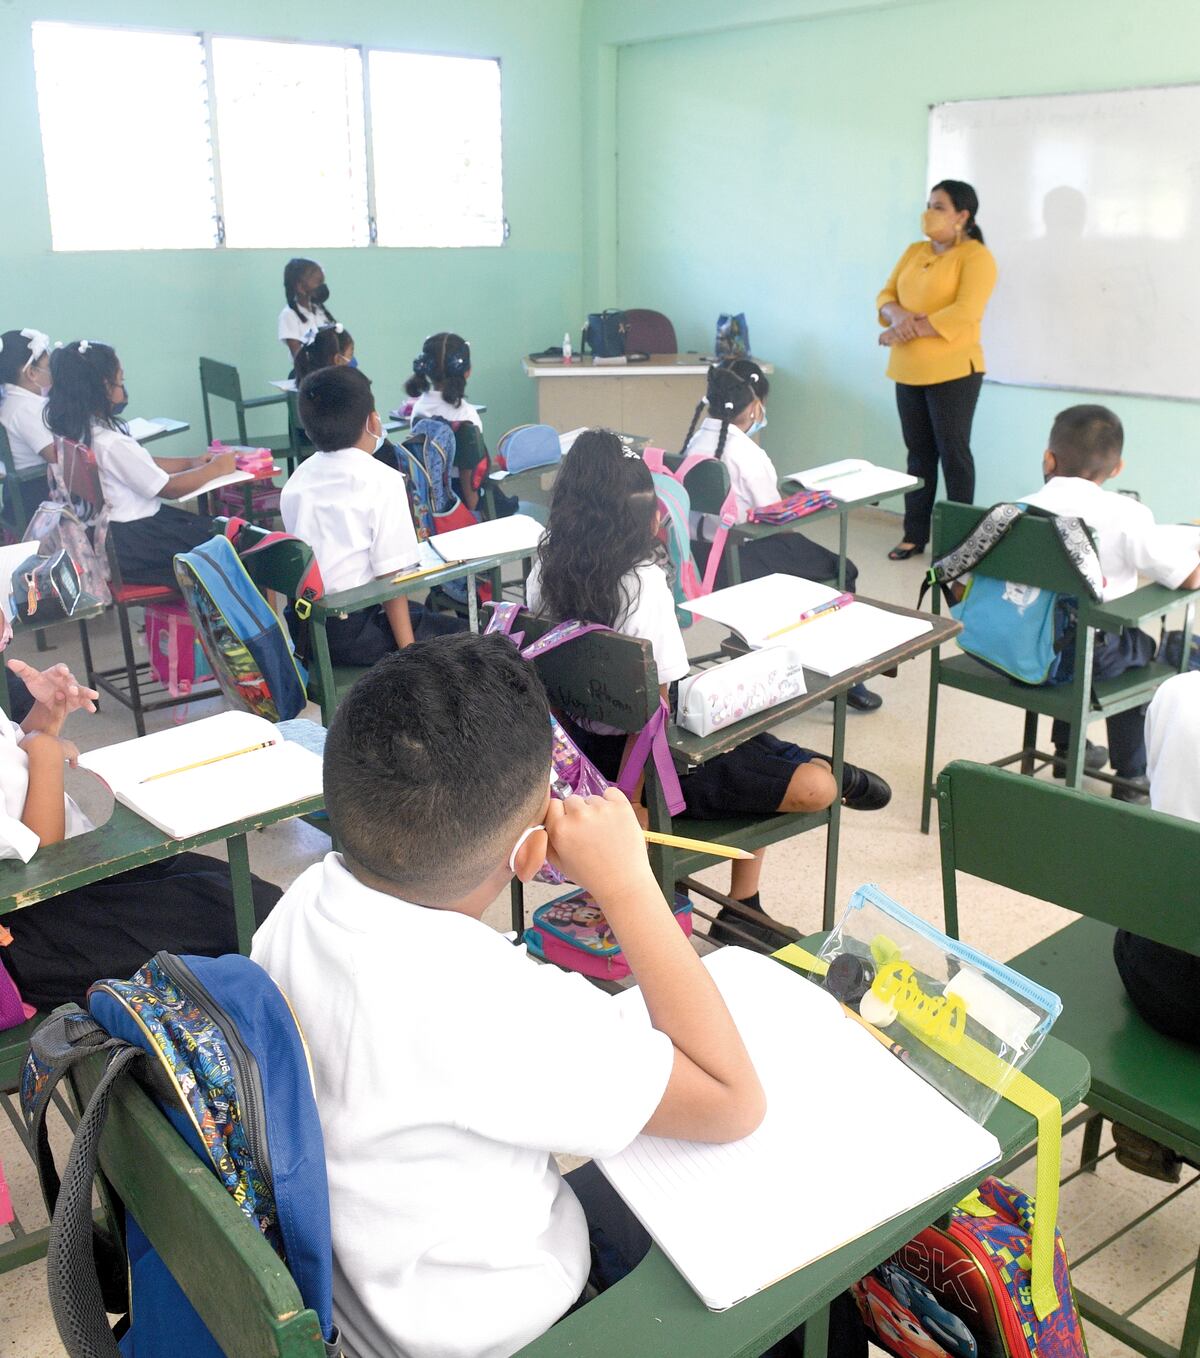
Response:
[[139, 741, 275, 784], [641, 829, 755, 861]]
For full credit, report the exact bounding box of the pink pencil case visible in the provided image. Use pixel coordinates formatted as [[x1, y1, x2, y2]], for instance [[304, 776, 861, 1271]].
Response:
[[525, 888, 692, 980]]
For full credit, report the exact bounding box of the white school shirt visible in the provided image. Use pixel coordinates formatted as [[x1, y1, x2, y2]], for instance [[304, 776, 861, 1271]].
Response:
[[408, 389, 484, 431], [88, 424, 169, 523], [279, 447, 418, 592], [0, 717, 92, 863], [526, 556, 690, 687], [251, 854, 672, 1358], [277, 301, 332, 349], [1145, 671, 1200, 824], [0, 385, 52, 473], [683, 417, 781, 541], [1021, 477, 1200, 601]]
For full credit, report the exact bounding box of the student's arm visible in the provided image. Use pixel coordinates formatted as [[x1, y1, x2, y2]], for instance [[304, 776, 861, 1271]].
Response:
[[925, 248, 998, 343], [284, 337, 303, 358], [159, 451, 237, 498], [18, 733, 68, 846], [1178, 561, 1200, 591], [152, 454, 208, 472], [36, 441, 55, 464], [547, 791, 766, 1143], [383, 592, 416, 648], [458, 468, 479, 512]]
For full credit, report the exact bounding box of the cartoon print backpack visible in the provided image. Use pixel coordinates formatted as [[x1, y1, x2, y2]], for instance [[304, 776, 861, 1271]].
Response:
[[173, 525, 319, 721], [853, 1176, 1086, 1358], [642, 446, 738, 610], [21, 952, 342, 1357], [485, 601, 685, 885], [396, 418, 479, 540], [918, 504, 1104, 685], [525, 887, 694, 980]]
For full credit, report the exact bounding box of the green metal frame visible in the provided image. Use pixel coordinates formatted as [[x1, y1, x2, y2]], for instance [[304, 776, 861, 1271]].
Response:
[[937, 761, 1200, 1358], [198, 357, 297, 469], [921, 501, 1199, 833]]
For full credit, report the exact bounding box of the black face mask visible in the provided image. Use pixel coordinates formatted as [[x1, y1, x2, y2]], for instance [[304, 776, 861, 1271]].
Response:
[[310, 284, 330, 306]]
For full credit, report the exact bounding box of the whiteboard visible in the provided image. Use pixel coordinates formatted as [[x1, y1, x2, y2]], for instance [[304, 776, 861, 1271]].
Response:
[[928, 86, 1200, 402]]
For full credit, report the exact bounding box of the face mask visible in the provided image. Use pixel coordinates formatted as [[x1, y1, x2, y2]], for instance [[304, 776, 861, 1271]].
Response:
[[348, 356, 359, 369], [310, 283, 330, 306], [112, 387, 129, 416], [747, 406, 768, 437], [921, 208, 959, 242]]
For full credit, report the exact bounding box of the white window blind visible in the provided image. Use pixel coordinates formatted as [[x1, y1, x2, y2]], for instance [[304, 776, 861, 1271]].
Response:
[[211, 36, 369, 249], [368, 51, 504, 247], [31, 22, 217, 251]]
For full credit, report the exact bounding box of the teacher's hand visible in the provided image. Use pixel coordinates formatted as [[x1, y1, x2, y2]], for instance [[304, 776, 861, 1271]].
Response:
[[879, 327, 904, 346]]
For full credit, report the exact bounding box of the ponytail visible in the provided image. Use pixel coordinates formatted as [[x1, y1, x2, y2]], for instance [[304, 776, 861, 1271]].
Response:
[[406, 332, 470, 406], [701, 360, 769, 460], [678, 399, 706, 455]]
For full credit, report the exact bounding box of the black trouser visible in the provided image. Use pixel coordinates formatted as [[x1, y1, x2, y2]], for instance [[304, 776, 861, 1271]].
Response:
[[318, 602, 467, 668], [1050, 626, 1155, 777], [694, 532, 858, 592], [895, 371, 983, 547], [1113, 930, 1200, 1046]]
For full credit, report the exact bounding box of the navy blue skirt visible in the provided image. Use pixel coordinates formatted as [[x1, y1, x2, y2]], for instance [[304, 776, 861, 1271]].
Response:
[[110, 505, 215, 589]]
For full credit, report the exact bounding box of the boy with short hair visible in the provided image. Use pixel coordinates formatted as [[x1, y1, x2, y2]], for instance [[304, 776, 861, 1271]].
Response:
[[280, 365, 464, 667], [1021, 404, 1200, 800], [252, 634, 766, 1358]]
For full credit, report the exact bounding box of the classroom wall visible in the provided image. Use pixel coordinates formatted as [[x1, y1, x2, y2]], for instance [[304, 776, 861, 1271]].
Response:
[[0, 0, 584, 445], [604, 0, 1200, 520]]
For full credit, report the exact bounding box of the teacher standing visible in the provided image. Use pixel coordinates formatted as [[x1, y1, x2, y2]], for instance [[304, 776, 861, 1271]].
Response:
[[876, 180, 997, 560]]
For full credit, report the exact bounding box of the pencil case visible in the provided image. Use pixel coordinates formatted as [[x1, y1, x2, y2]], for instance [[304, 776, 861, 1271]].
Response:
[[816, 884, 1061, 1126], [525, 888, 692, 981], [747, 488, 835, 523], [675, 644, 806, 736]]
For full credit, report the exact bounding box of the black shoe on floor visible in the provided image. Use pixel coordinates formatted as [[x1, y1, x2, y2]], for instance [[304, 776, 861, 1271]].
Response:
[[842, 765, 892, 811], [888, 542, 925, 561], [1112, 1124, 1182, 1183], [1112, 775, 1150, 805], [707, 895, 791, 951], [1052, 741, 1109, 778], [846, 682, 883, 712]]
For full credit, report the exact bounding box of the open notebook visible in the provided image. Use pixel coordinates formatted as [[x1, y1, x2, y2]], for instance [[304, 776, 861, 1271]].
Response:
[[681, 574, 932, 672], [785, 458, 918, 502], [168, 469, 255, 505], [427, 513, 544, 562], [78, 711, 322, 839], [124, 416, 188, 444], [597, 948, 1000, 1312]]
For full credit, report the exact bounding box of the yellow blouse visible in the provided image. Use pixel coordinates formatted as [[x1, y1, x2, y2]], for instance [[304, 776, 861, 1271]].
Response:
[[876, 238, 998, 386]]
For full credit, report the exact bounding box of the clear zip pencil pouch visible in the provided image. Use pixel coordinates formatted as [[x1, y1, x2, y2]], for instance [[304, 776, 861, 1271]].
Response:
[[816, 884, 1062, 1125]]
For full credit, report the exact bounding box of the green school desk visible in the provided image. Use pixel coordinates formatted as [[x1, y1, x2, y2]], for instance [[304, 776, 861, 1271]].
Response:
[[671, 598, 960, 927], [0, 719, 325, 1272]]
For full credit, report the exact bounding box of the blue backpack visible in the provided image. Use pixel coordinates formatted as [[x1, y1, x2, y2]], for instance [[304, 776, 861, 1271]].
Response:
[[174, 531, 316, 722], [21, 952, 341, 1357], [919, 503, 1104, 685]]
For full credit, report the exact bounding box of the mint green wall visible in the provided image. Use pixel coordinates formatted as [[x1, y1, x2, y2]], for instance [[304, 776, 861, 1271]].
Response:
[[1, 0, 583, 445], [608, 0, 1200, 520]]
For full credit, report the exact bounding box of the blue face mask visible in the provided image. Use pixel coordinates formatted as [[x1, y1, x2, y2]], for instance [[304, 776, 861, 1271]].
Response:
[[747, 411, 768, 437], [348, 356, 359, 369], [112, 389, 129, 416]]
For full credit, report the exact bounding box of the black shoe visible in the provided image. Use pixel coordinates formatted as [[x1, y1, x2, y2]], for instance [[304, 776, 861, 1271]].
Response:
[[888, 542, 926, 561], [842, 765, 892, 811], [1052, 741, 1109, 778], [708, 907, 791, 951], [1112, 775, 1150, 805], [1112, 1124, 1182, 1183], [846, 683, 883, 712]]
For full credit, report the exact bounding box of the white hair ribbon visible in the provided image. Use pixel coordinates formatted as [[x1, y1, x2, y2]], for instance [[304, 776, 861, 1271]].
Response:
[[77, 340, 91, 354], [19, 329, 51, 367]]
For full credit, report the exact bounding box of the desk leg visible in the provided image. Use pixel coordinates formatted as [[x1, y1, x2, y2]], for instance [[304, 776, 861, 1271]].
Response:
[[803, 1300, 830, 1358], [227, 834, 256, 956], [823, 692, 847, 930], [837, 512, 849, 592], [467, 573, 480, 632]]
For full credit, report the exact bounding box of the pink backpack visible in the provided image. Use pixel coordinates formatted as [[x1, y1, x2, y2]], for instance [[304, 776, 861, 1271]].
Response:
[[485, 602, 685, 885], [145, 601, 216, 699], [642, 446, 738, 599]]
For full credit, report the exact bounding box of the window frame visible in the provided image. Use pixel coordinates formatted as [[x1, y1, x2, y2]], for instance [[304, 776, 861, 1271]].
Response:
[[30, 20, 508, 252]]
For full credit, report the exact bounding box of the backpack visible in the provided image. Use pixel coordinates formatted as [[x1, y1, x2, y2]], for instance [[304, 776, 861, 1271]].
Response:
[[21, 951, 341, 1358], [854, 1176, 1086, 1358], [25, 448, 112, 607], [396, 418, 478, 540], [485, 601, 685, 885], [919, 504, 1104, 685], [642, 447, 738, 606], [525, 887, 693, 980], [145, 600, 216, 699], [173, 528, 319, 721], [580, 310, 627, 358], [496, 424, 561, 475]]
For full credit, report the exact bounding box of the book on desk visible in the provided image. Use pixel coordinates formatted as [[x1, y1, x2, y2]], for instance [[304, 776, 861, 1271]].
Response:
[[682, 574, 933, 672], [597, 947, 1000, 1312], [785, 458, 919, 503]]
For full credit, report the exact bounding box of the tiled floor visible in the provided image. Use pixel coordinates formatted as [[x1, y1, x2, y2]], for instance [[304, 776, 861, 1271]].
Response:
[[1, 508, 1195, 1356]]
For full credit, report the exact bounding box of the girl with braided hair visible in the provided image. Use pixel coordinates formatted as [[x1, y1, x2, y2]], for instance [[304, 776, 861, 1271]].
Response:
[[406, 332, 490, 510]]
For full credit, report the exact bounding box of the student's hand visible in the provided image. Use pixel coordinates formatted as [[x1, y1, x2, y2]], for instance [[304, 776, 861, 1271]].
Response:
[[206, 451, 238, 478], [544, 789, 656, 908], [10, 659, 99, 724]]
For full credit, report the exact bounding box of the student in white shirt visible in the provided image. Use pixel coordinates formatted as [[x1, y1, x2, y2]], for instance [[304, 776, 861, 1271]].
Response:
[[681, 359, 882, 712], [45, 342, 235, 588], [279, 257, 334, 360], [251, 631, 768, 1358], [291, 322, 354, 385], [527, 430, 890, 946], [279, 365, 465, 667], [0, 327, 55, 472], [0, 640, 279, 1011], [405, 332, 490, 511], [1110, 671, 1200, 1048], [1019, 405, 1200, 800]]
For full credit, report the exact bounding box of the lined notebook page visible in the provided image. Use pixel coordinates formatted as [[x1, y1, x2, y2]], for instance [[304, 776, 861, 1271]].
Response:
[[680, 574, 842, 647], [788, 458, 919, 502], [793, 603, 932, 675], [597, 949, 999, 1311]]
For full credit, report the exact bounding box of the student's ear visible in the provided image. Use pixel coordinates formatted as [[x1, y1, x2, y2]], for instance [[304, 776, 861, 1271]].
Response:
[[511, 826, 549, 883], [1110, 457, 1124, 480], [1042, 449, 1057, 477]]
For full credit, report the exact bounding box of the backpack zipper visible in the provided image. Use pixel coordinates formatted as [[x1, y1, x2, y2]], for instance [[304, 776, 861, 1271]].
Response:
[[948, 1216, 1034, 1355], [156, 953, 273, 1191]]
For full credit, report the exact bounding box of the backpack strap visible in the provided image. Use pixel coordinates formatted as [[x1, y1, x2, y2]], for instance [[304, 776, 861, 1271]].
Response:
[[918, 503, 1027, 610], [1049, 513, 1105, 601], [614, 698, 686, 816], [641, 446, 667, 475]]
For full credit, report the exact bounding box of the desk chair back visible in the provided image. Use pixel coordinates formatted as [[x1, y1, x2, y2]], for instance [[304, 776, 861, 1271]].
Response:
[[199, 359, 294, 466], [623, 309, 678, 355], [0, 425, 51, 533], [931, 503, 1097, 596]]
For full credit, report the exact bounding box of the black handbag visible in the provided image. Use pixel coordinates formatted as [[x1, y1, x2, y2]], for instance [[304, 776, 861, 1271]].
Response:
[[581, 310, 627, 358]]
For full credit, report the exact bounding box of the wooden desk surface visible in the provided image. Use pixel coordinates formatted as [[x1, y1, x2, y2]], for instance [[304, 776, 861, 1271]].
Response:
[[524, 353, 775, 378], [670, 599, 961, 767]]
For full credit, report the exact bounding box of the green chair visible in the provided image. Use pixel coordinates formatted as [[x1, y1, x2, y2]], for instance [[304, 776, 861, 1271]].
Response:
[[937, 760, 1200, 1358], [507, 607, 835, 936], [0, 424, 51, 533], [921, 501, 1198, 832], [198, 358, 297, 468]]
